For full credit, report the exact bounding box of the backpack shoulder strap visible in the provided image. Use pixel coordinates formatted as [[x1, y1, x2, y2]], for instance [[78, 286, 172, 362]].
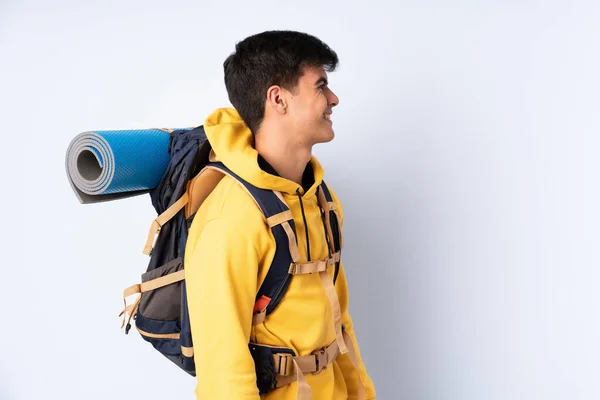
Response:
[[202, 162, 299, 326], [317, 180, 343, 284]]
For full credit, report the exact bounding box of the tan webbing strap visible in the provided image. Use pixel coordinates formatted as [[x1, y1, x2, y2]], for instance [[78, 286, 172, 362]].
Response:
[[267, 210, 294, 228], [136, 327, 180, 339], [319, 270, 348, 355], [139, 269, 185, 293], [299, 342, 340, 374], [273, 373, 295, 389], [119, 294, 141, 329], [272, 190, 287, 207], [293, 359, 312, 400], [156, 192, 189, 228], [332, 251, 340, 263], [342, 329, 367, 400], [333, 209, 344, 249], [273, 339, 339, 378], [327, 201, 336, 212], [120, 283, 141, 328], [289, 258, 334, 275], [272, 362, 311, 400], [119, 271, 184, 329], [281, 221, 301, 263], [143, 192, 189, 255], [155, 128, 174, 133], [143, 220, 161, 255], [317, 186, 334, 213], [123, 283, 141, 298], [274, 353, 294, 377], [271, 191, 300, 262], [317, 187, 336, 253], [181, 346, 194, 357], [273, 339, 341, 399], [252, 306, 267, 326]]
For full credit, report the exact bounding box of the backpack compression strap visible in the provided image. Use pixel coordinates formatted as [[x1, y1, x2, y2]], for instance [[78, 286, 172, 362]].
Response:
[[142, 191, 189, 255]]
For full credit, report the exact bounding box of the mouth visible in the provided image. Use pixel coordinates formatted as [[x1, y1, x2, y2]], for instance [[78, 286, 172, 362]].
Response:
[[323, 113, 332, 121]]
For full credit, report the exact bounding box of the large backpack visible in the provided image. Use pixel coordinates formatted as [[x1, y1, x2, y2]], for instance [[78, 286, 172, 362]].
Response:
[[118, 125, 344, 394]]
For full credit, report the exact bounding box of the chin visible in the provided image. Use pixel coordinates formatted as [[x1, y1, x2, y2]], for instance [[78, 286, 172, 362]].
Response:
[[315, 129, 335, 144]]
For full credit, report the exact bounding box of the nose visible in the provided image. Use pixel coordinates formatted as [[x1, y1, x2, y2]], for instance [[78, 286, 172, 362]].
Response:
[[328, 88, 339, 107]]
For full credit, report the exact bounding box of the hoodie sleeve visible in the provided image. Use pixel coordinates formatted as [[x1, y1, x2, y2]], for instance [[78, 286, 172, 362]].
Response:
[[329, 188, 377, 400], [184, 216, 261, 400]]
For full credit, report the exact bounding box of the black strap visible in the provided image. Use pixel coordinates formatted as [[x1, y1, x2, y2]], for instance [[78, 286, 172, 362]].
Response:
[[206, 162, 295, 317], [319, 181, 342, 284]]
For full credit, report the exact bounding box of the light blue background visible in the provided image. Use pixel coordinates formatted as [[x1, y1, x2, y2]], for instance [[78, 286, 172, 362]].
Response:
[[2, 1, 598, 399]]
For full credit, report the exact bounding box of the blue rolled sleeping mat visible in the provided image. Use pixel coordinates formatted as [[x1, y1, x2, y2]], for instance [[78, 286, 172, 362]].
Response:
[[65, 128, 192, 204]]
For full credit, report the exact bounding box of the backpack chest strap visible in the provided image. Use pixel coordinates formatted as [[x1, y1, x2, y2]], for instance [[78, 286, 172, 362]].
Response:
[[288, 253, 339, 275]]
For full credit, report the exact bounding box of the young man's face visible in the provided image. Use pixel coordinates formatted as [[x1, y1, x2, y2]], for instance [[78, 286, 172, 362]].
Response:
[[285, 65, 339, 146]]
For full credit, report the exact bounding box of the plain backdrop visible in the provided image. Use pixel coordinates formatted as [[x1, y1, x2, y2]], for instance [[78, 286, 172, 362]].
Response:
[[1, 1, 598, 399]]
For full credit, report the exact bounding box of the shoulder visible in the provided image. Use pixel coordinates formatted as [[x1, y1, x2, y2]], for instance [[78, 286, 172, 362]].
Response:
[[187, 175, 270, 242]]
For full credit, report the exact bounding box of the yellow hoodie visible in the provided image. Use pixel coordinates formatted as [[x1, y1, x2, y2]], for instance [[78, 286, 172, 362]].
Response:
[[184, 108, 376, 399]]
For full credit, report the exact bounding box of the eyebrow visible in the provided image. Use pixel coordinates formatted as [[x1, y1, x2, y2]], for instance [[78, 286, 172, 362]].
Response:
[[315, 76, 328, 86]]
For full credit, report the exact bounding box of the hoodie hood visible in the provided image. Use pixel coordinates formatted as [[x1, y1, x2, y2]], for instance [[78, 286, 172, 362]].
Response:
[[203, 107, 325, 196]]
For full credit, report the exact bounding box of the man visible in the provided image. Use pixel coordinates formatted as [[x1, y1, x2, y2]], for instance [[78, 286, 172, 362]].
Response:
[[184, 30, 376, 399]]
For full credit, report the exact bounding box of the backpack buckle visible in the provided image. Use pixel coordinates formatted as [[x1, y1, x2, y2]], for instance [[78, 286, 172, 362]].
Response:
[[312, 348, 328, 375], [274, 353, 294, 377], [288, 264, 297, 275]]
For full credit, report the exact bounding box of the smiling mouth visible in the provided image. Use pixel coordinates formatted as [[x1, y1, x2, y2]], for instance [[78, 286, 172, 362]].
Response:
[[324, 114, 332, 121]]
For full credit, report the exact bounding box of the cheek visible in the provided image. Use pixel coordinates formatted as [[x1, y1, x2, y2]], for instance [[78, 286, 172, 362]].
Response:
[[314, 95, 327, 116], [320, 93, 330, 110], [289, 95, 325, 126]]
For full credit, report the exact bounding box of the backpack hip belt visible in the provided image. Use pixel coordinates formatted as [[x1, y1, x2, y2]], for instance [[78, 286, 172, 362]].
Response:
[[271, 336, 340, 392], [250, 325, 366, 399]]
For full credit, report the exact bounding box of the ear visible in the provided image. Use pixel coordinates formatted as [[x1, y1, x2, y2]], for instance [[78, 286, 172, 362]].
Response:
[[266, 85, 288, 114]]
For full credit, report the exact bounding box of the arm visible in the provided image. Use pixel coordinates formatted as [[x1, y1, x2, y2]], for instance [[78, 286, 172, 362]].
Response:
[[184, 217, 261, 399]]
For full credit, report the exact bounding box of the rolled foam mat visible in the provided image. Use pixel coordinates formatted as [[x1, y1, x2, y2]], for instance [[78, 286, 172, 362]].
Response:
[[65, 128, 190, 204]]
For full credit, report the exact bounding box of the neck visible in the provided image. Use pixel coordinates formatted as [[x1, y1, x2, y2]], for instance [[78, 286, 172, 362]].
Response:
[[254, 124, 312, 186]]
